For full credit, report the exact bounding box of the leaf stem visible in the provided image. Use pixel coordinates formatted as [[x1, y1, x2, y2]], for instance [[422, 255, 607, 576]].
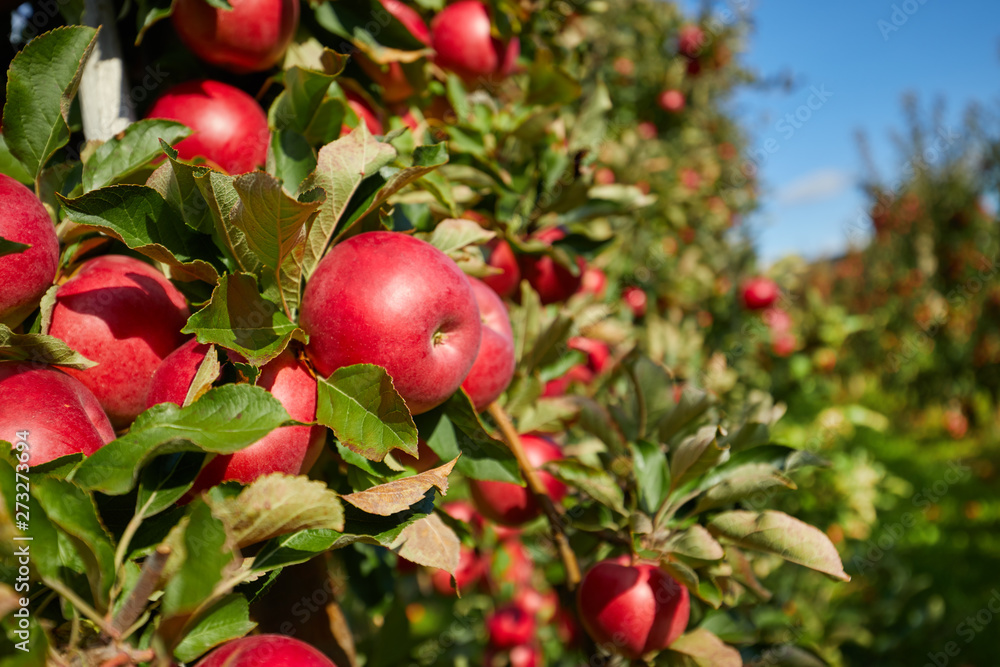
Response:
[[487, 401, 581, 590]]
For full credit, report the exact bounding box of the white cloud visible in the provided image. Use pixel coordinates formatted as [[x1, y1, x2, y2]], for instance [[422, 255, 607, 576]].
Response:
[[775, 168, 853, 205]]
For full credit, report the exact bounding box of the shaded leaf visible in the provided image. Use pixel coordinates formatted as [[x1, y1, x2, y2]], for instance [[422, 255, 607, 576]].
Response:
[[668, 628, 742, 667], [631, 439, 669, 514], [343, 458, 457, 516], [161, 502, 234, 619], [82, 120, 190, 191], [671, 426, 726, 490], [0, 324, 95, 369], [173, 594, 257, 663], [544, 459, 626, 514], [665, 525, 725, 561]]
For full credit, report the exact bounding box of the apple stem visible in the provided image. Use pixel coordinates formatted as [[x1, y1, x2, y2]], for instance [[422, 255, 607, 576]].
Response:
[[79, 0, 136, 141], [486, 401, 582, 590], [111, 545, 170, 638]]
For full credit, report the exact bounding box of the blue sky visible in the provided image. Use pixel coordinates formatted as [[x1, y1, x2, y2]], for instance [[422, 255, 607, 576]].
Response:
[[691, 0, 1000, 263]]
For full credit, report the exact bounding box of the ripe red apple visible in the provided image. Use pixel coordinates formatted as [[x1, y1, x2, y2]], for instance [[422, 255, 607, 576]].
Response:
[[568, 337, 610, 374], [541, 363, 593, 397], [493, 538, 533, 588], [658, 89, 685, 113], [442, 500, 485, 536], [461, 277, 515, 411], [48, 255, 190, 428], [771, 332, 797, 357], [741, 276, 779, 310], [579, 266, 607, 298], [0, 174, 59, 327], [171, 0, 299, 72], [431, 544, 486, 595], [482, 239, 521, 299], [431, 0, 519, 82], [146, 80, 269, 175], [381, 0, 431, 45], [146, 342, 325, 492], [487, 601, 535, 648], [484, 644, 542, 667], [195, 634, 336, 666], [469, 434, 567, 526], [577, 559, 690, 658], [677, 24, 705, 58], [623, 286, 647, 318], [394, 437, 440, 472], [637, 122, 657, 140], [301, 232, 482, 415], [342, 89, 384, 135], [944, 409, 968, 440], [518, 228, 584, 305], [0, 362, 115, 465], [356, 55, 415, 104], [761, 307, 791, 334], [593, 167, 615, 185]]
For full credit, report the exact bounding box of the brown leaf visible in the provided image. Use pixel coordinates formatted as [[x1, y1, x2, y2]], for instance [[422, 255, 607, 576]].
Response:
[[667, 629, 742, 666], [343, 457, 458, 516], [391, 513, 460, 574]]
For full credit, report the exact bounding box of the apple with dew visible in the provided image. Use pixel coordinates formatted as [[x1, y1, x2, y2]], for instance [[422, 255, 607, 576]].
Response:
[[518, 228, 584, 305], [48, 255, 189, 428], [577, 558, 690, 659], [658, 89, 685, 113], [171, 0, 299, 72], [482, 239, 521, 299], [146, 342, 326, 493], [431, 0, 519, 83], [301, 232, 482, 415], [469, 434, 567, 525], [741, 276, 779, 310], [0, 174, 59, 327], [487, 601, 535, 648], [461, 277, 516, 411], [146, 80, 269, 174], [0, 363, 115, 465], [195, 634, 336, 666]]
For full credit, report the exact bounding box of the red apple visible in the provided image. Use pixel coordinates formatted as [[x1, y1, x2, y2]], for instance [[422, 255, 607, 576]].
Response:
[[637, 122, 657, 140], [356, 55, 415, 104], [0, 362, 115, 465], [657, 89, 685, 113], [518, 229, 583, 305], [469, 434, 567, 526], [0, 174, 59, 327], [146, 343, 325, 493], [461, 277, 516, 411], [741, 276, 779, 310], [431, 544, 486, 595], [761, 307, 791, 334], [381, 0, 431, 45], [487, 601, 535, 648], [493, 538, 533, 588], [577, 559, 689, 658], [301, 232, 482, 415], [944, 410, 968, 440], [195, 634, 336, 666], [482, 239, 521, 299], [342, 89, 384, 135], [593, 168, 615, 185], [541, 364, 593, 397], [623, 286, 647, 318], [171, 0, 299, 72], [771, 332, 797, 357], [394, 437, 440, 472], [442, 500, 485, 536], [484, 644, 542, 667], [146, 80, 269, 174], [579, 266, 607, 298], [48, 255, 189, 428], [568, 337, 610, 374], [677, 24, 705, 58], [431, 0, 519, 83]]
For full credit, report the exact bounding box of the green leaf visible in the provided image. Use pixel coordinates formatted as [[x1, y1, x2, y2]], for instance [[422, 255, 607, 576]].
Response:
[[659, 388, 716, 442], [31, 476, 116, 606], [136, 453, 205, 519], [82, 120, 190, 192], [335, 143, 449, 241], [671, 426, 727, 490], [0, 132, 32, 184], [312, 0, 430, 62], [0, 324, 95, 369], [161, 501, 234, 619], [182, 273, 305, 366], [59, 185, 220, 283], [665, 525, 725, 561], [173, 594, 257, 663], [545, 459, 626, 514], [692, 464, 796, 515], [250, 529, 342, 573], [72, 384, 291, 495], [0, 458, 65, 583], [707, 510, 850, 582], [631, 439, 670, 514], [3, 26, 98, 180], [0, 237, 30, 258], [417, 218, 495, 256], [195, 170, 263, 275], [414, 392, 521, 483], [135, 0, 173, 44], [526, 57, 582, 106], [269, 56, 348, 135], [568, 79, 612, 154], [267, 129, 316, 194], [299, 127, 397, 281], [229, 171, 324, 272], [315, 364, 419, 462], [146, 148, 215, 235], [342, 458, 457, 516], [667, 628, 742, 666], [205, 474, 345, 549]]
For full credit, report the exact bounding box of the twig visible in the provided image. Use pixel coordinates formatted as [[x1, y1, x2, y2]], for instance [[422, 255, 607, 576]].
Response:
[[487, 402, 582, 590], [41, 577, 117, 638], [111, 546, 170, 637]]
